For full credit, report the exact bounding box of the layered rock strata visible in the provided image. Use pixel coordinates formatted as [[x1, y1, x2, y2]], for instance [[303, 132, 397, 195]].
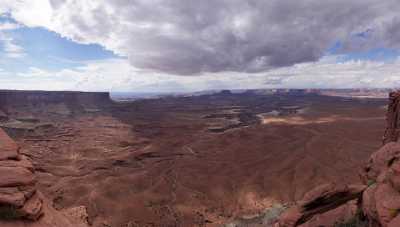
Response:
[[0, 128, 87, 227], [0, 129, 41, 220]]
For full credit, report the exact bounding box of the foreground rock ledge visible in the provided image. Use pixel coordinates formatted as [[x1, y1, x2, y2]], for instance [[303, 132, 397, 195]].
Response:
[[0, 128, 88, 227], [278, 183, 366, 227]]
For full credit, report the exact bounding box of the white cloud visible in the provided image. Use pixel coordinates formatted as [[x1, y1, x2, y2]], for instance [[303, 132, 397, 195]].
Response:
[[0, 21, 25, 58], [0, 1, 400, 91], [1, 57, 400, 92], [2, 0, 400, 75], [1, 37, 25, 58], [0, 22, 20, 31]]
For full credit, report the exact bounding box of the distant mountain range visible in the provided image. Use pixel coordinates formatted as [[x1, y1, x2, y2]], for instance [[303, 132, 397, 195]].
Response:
[[111, 88, 397, 101]]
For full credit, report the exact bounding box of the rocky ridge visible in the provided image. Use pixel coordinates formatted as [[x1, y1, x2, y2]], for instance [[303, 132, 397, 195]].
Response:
[[0, 128, 88, 227]]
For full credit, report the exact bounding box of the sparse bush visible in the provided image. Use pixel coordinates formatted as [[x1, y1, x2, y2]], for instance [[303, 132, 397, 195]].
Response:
[[333, 214, 368, 227], [367, 179, 376, 186]]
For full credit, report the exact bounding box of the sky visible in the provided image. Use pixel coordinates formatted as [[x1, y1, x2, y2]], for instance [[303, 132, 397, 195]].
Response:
[[1, 0, 400, 92]]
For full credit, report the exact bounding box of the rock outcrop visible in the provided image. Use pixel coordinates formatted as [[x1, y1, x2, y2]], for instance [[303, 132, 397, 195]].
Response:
[[278, 184, 365, 227], [383, 91, 400, 144], [359, 142, 400, 227], [0, 128, 87, 227], [0, 129, 40, 221], [277, 91, 400, 227]]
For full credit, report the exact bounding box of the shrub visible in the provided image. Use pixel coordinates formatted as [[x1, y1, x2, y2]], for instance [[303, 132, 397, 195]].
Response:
[[333, 215, 368, 227]]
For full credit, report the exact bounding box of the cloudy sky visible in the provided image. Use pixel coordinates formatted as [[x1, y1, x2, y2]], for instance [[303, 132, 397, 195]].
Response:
[[1, 0, 400, 92]]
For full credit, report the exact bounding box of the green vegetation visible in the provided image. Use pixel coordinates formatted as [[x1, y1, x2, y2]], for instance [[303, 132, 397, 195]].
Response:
[[334, 215, 368, 227], [367, 179, 376, 187], [389, 208, 399, 218]]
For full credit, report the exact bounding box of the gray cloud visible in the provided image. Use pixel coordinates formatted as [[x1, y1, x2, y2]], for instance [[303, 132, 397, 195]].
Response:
[[5, 0, 400, 75]]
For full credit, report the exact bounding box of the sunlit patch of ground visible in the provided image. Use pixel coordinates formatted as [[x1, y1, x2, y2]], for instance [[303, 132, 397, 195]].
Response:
[[236, 191, 278, 216], [260, 115, 385, 125], [261, 116, 336, 125]]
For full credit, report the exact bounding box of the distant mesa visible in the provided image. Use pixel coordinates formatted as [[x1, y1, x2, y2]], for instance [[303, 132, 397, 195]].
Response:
[[219, 89, 232, 95], [0, 90, 113, 137], [0, 90, 112, 107]]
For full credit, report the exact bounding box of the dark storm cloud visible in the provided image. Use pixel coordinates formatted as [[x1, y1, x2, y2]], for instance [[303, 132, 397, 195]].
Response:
[[19, 0, 400, 75]]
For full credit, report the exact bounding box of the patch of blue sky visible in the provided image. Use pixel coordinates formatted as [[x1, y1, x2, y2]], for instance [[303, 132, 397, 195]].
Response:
[[9, 26, 119, 69], [326, 38, 399, 63], [0, 15, 121, 74], [337, 48, 400, 63]]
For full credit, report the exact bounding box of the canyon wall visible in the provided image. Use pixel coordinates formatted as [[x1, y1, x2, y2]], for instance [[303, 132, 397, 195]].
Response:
[[383, 91, 400, 144], [0, 90, 111, 108], [0, 128, 88, 227]]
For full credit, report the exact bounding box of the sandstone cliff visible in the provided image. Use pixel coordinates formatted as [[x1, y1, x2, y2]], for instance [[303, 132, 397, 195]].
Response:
[[383, 91, 400, 144], [0, 128, 88, 227]]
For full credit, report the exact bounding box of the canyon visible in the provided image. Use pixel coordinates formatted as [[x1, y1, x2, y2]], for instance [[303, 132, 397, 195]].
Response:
[[0, 89, 391, 226]]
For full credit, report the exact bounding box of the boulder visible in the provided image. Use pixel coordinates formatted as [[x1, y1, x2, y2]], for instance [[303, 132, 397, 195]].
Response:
[[18, 192, 43, 221], [374, 183, 400, 225], [278, 183, 366, 227], [299, 200, 358, 227], [361, 142, 400, 184]]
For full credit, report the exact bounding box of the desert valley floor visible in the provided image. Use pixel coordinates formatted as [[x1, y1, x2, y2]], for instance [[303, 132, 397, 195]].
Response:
[[0, 91, 388, 226]]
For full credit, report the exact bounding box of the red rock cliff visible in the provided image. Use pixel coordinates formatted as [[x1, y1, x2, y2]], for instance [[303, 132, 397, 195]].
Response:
[[383, 91, 400, 144], [0, 128, 88, 227]]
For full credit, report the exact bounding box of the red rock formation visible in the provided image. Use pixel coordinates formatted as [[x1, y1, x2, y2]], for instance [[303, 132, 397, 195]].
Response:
[[0, 128, 87, 227], [0, 129, 43, 221], [277, 91, 400, 227], [360, 142, 400, 227], [278, 183, 365, 227], [383, 91, 400, 144]]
